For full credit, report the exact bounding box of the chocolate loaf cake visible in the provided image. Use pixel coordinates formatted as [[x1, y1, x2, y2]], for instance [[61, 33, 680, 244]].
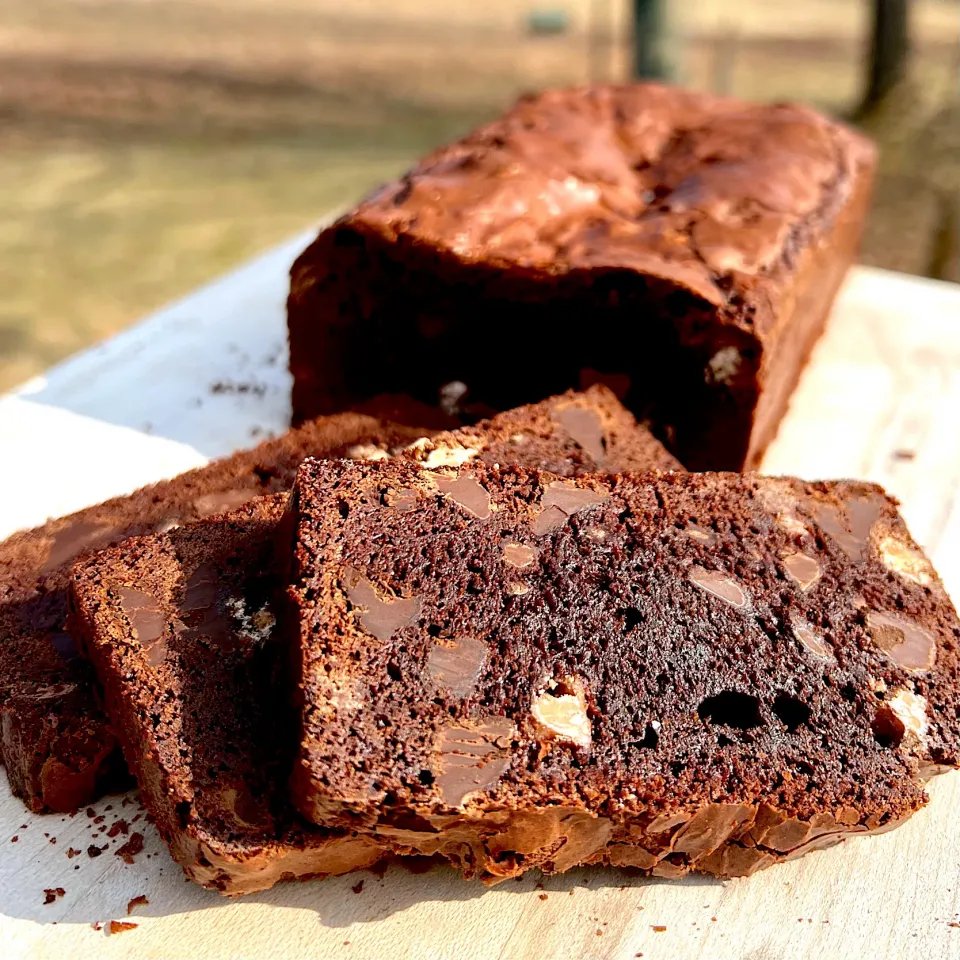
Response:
[[1, 408, 432, 813], [287, 83, 877, 470], [69, 392, 677, 892], [287, 459, 960, 883]]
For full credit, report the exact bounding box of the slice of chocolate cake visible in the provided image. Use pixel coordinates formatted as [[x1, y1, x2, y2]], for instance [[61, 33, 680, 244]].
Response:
[[1, 407, 433, 813], [401, 385, 682, 475], [69, 391, 677, 892], [287, 459, 960, 883], [70, 496, 386, 895]]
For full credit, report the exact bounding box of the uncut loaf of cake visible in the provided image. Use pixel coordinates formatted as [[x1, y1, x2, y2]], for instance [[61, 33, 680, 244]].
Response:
[[287, 82, 877, 470], [287, 459, 960, 883], [69, 391, 679, 893], [0, 406, 435, 814]]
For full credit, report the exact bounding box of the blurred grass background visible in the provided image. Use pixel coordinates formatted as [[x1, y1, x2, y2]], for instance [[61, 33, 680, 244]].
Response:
[[1, 0, 958, 392]]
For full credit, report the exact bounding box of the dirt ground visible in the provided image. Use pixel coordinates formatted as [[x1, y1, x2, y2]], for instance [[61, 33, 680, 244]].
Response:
[[0, 0, 957, 392]]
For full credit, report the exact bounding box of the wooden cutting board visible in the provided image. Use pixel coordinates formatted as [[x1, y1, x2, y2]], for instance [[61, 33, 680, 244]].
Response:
[[3, 243, 960, 960]]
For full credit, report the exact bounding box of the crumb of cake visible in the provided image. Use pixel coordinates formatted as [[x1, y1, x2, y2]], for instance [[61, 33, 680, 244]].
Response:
[[107, 819, 130, 838], [10, 836, 17, 843], [652, 925, 667, 932], [91, 922, 102, 931], [539, 894, 548, 901], [115, 833, 145, 864], [108, 921, 138, 935], [351, 880, 364, 894], [127, 895, 149, 915], [43, 888, 65, 905], [87, 844, 103, 858]]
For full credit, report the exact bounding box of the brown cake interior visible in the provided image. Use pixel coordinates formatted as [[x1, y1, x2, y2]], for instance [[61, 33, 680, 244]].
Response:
[[289, 460, 960, 880]]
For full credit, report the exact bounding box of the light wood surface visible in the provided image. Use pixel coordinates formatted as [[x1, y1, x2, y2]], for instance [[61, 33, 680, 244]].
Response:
[[2, 249, 960, 959]]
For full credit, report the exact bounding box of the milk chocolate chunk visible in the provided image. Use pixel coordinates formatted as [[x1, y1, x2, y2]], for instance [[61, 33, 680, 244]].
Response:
[[116, 587, 167, 666], [781, 552, 821, 590], [434, 476, 491, 519], [867, 611, 936, 671], [502, 543, 536, 568], [813, 491, 884, 561], [533, 481, 608, 535], [193, 489, 258, 518], [790, 614, 832, 658], [41, 522, 116, 575], [434, 719, 514, 807], [343, 569, 422, 642], [553, 405, 605, 463], [176, 563, 236, 649], [688, 566, 748, 609], [426, 637, 488, 699]]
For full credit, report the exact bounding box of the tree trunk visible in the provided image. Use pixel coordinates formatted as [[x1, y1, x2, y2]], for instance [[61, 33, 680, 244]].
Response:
[[862, 0, 910, 112], [631, 0, 671, 81]]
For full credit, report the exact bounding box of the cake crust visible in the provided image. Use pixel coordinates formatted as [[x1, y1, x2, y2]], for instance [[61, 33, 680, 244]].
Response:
[[288, 83, 876, 469]]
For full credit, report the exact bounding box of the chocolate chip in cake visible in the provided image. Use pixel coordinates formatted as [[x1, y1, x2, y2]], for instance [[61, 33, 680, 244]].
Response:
[[781, 552, 822, 591], [867, 611, 937, 671], [41, 522, 116, 575], [434, 475, 491, 519], [532, 481, 608, 535], [434, 719, 514, 807], [688, 566, 749, 609], [426, 638, 488, 700], [552, 404, 606, 463], [343, 569, 422, 642], [116, 588, 166, 666]]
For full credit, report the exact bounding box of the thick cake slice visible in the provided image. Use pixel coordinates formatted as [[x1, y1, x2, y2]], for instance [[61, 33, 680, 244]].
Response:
[[402, 385, 681, 474], [71, 496, 385, 895], [288, 459, 960, 883], [1, 407, 433, 813], [287, 83, 876, 470], [70, 392, 677, 892]]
